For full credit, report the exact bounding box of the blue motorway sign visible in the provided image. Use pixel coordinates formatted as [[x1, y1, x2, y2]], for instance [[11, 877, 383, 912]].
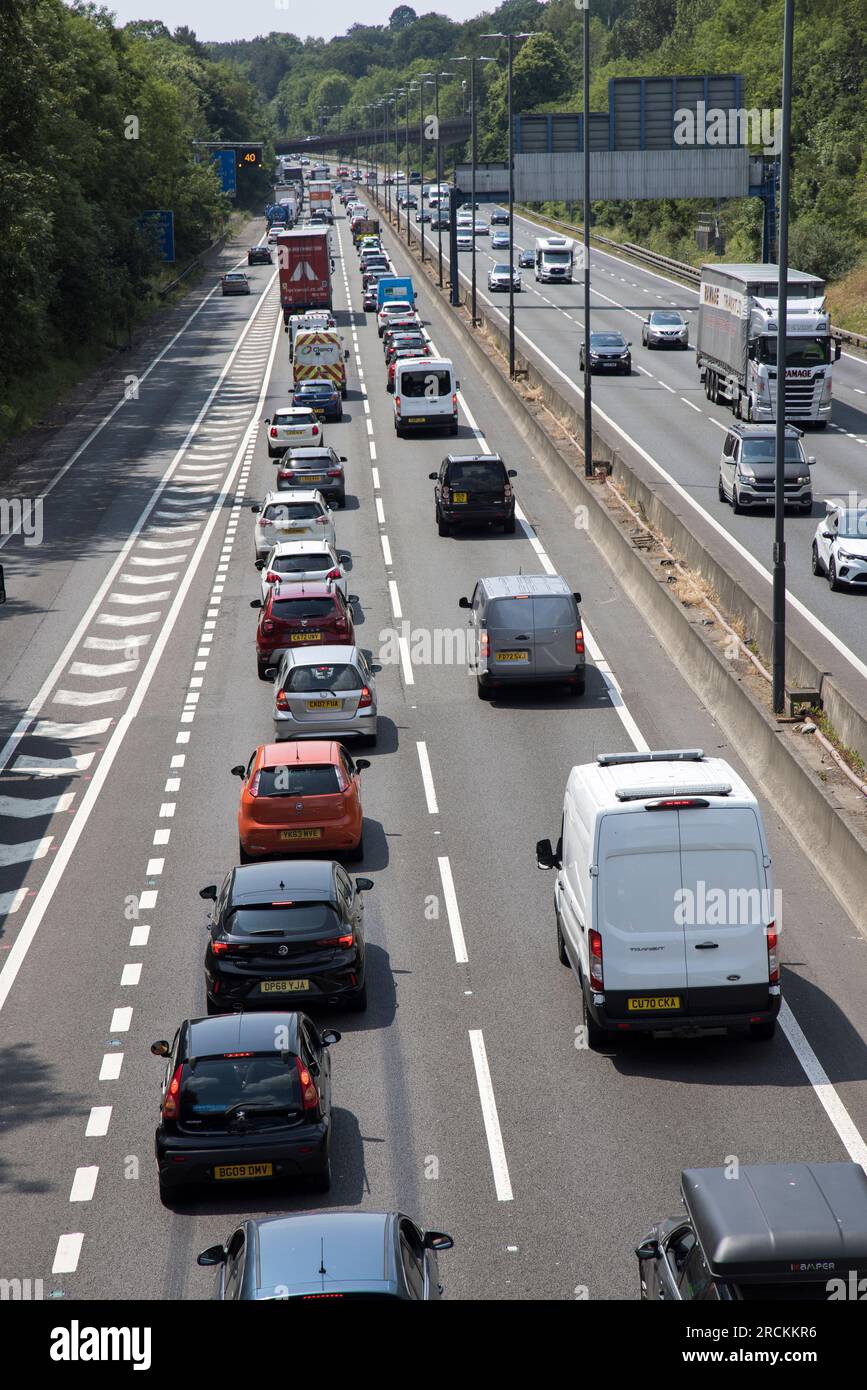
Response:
[[138, 210, 175, 263], [212, 148, 237, 196]]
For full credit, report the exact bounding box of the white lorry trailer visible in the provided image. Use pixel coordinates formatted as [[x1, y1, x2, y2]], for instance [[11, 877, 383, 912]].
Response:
[[696, 262, 840, 428]]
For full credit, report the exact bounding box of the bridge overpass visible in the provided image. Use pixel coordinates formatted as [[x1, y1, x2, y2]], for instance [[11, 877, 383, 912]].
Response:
[[274, 116, 471, 158]]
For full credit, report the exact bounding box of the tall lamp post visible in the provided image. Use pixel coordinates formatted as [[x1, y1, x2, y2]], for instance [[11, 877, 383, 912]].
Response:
[[394, 91, 405, 233], [482, 32, 531, 377], [405, 85, 418, 247], [424, 71, 454, 289], [582, 5, 592, 477], [453, 55, 495, 324], [417, 74, 433, 264], [773, 0, 795, 714]]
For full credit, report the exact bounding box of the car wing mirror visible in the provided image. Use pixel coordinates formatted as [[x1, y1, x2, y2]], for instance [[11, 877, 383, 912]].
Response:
[[254, 559, 266, 570], [536, 838, 561, 870], [199, 885, 217, 901], [573, 592, 582, 605], [264, 668, 277, 681], [458, 596, 471, 609], [339, 456, 348, 463], [835, 339, 842, 360], [355, 759, 371, 771], [807, 456, 816, 466], [355, 877, 374, 891], [635, 1239, 660, 1261], [250, 505, 261, 514], [508, 469, 518, 477], [197, 1245, 227, 1267], [230, 764, 246, 778], [150, 1040, 170, 1057], [429, 472, 439, 481], [423, 1231, 454, 1252], [250, 598, 263, 609], [321, 1029, 342, 1047]]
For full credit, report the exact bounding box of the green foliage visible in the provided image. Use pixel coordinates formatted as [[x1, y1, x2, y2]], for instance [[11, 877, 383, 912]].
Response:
[[0, 0, 272, 433]]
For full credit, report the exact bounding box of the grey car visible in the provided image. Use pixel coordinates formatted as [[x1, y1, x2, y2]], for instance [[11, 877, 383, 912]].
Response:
[[718, 423, 813, 514], [268, 644, 378, 744], [488, 263, 521, 292], [198, 1210, 454, 1300], [276, 445, 347, 506], [641, 309, 689, 348], [459, 574, 585, 699]]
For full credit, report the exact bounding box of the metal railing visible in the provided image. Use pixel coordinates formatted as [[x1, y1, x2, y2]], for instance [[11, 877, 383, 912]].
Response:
[[515, 205, 867, 351]]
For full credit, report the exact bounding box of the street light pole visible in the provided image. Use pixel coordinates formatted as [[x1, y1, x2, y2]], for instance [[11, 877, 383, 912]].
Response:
[[453, 56, 495, 326], [433, 72, 455, 289], [773, 0, 795, 714], [405, 89, 412, 247], [418, 75, 433, 265], [582, 4, 593, 477], [483, 33, 530, 377]]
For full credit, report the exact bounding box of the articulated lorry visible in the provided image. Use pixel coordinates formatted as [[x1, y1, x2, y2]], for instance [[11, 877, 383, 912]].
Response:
[[277, 227, 332, 323], [695, 263, 840, 427]]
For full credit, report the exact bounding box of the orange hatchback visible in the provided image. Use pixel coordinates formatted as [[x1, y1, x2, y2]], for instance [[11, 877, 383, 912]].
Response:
[[232, 742, 369, 864]]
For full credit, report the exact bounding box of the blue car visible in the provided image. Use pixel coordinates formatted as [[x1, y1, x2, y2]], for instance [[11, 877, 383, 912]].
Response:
[[292, 378, 343, 422]]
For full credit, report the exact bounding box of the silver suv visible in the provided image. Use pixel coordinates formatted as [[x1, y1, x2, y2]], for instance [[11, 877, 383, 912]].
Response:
[[718, 424, 814, 514]]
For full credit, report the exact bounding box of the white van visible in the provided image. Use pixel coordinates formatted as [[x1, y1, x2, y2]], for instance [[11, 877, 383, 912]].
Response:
[[393, 357, 459, 438], [536, 749, 780, 1047]]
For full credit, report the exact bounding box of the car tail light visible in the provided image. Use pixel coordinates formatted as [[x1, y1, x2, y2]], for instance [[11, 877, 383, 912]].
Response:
[[211, 940, 238, 956], [312, 425, 319, 436], [326, 567, 341, 579], [480, 630, 489, 659], [504, 484, 513, 500], [316, 515, 329, 525], [588, 929, 604, 990], [335, 762, 348, 792], [358, 685, 372, 708], [248, 771, 261, 798], [766, 923, 780, 984], [441, 485, 450, 502], [275, 689, 289, 711], [395, 395, 401, 410], [575, 628, 585, 655], [316, 932, 354, 949], [265, 572, 280, 584], [295, 1057, 319, 1112], [162, 1063, 184, 1121], [452, 393, 458, 411], [269, 427, 278, 438], [261, 618, 275, 636], [327, 469, 342, 477]]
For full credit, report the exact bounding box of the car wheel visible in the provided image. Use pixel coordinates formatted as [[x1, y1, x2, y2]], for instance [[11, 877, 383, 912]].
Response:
[[718, 477, 726, 503], [437, 510, 450, 537], [732, 488, 744, 515], [307, 1146, 332, 1192], [257, 660, 271, 682], [749, 1020, 776, 1041], [503, 514, 516, 535], [238, 838, 253, 865], [395, 426, 404, 438], [341, 386, 347, 400], [476, 677, 491, 701], [336, 493, 346, 508], [345, 831, 364, 863], [449, 422, 458, 436], [556, 914, 570, 967], [829, 557, 841, 591], [800, 500, 812, 515], [811, 542, 824, 576], [346, 979, 368, 1013], [335, 410, 343, 421], [569, 679, 585, 697]]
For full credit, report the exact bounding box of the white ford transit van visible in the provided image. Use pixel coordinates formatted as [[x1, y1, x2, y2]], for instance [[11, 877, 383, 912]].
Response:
[[536, 749, 780, 1047], [393, 358, 459, 437]]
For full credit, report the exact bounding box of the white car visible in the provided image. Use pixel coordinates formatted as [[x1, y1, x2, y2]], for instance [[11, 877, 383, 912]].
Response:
[[251, 490, 336, 560], [812, 503, 867, 590], [456, 231, 473, 251], [264, 407, 324, 457], [267, 225, 284, 243], [255, 540, 351, 601], [473, 219, 489, 236], [377, 300, 415, 337]]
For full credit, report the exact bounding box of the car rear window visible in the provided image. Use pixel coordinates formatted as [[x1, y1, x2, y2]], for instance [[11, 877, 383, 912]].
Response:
[[226, 903, 342, 937], [179, 1055, 301, 1121], [272, 553, 331, 574], [270, 597, 337, 620], [533, 594, 577, 626], [400, 369, 452, 398], [284, 663, 359, 692], [257, 764, 341, 796], [448, 461, 505, 486], [275, 411, 316, 425], [486, 596, 533, 629], [264, 503, 322, 521]]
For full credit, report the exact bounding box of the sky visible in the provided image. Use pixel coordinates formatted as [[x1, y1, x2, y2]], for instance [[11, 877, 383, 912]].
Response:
[[91, 1, 488, 44]]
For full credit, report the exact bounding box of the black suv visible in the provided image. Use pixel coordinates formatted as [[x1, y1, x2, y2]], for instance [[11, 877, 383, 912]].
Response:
[[430, 454, 517, 536], [201, 860, 372, 1013]]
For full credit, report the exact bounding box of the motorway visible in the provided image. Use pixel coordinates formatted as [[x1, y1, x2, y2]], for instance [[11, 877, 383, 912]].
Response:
[[1, 199, 867, 1300], [396, 196, 867, 692]]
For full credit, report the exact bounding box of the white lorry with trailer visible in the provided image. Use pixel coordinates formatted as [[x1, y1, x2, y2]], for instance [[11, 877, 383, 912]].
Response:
[[696, 262, 840, 428], [534, 235, 574, 284]]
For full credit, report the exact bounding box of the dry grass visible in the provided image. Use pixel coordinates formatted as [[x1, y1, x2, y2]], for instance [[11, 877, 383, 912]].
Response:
[[825, 259, 867, 340]]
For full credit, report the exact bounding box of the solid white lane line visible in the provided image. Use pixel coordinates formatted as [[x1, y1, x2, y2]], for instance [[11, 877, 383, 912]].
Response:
[[69, 1166, 99, 1202], [416, 743, 439, 814], [581, 622, 649, 751], [437, 856, 468, 964], [468, 1030, 514, 1202], [780, 1002, 867, 1166]]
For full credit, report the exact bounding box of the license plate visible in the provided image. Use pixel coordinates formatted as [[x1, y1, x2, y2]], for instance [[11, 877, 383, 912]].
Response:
[[283, 429, 304, 436], [452, 492, 468, 504], [303, 474, 325, 482], [627, 996, 681, 1012], [214, 1163, 273, 1181], [306, 700, 340, 709], [408, 416, 426, 424], [496, 651, 529, 662], [290, 632, 321, 643], [279, 828, 322, 840], [260, 979, 309, 993]]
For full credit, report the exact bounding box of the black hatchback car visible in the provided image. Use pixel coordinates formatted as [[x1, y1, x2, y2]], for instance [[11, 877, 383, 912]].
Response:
[[201, 860, 372, 1014], [248, 245, 273, 266], [579, 331, 632, 374], [430, 454, 518, 536], [198, 1211, 454, 1300], [151, 1011, 340, 1202]]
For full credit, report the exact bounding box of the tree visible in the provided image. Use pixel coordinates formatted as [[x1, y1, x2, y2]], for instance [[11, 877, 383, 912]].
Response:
[[389, 5, 417, 30]]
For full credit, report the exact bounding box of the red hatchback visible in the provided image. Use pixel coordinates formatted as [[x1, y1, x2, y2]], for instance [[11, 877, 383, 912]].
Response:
[[251, 581, 357, 680]]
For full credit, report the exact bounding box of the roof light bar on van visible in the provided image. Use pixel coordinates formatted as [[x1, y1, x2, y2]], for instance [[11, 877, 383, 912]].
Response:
[[614, 782, 732, 802], [597, 749, 704, 767]]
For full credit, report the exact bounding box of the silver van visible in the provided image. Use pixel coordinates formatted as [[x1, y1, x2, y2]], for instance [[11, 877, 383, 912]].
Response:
[[459, 574, 585, 699]]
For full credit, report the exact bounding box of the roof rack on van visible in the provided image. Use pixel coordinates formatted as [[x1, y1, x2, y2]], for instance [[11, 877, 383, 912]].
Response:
[[597, 749, 704, 767], [614, 782, 732, 802]]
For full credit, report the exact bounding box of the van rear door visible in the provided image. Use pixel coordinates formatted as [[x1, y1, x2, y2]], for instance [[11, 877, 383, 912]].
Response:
[[485, 594, 536, 677], [596, 811, 688, 1014], [532, 592, 577, 679], [678, 807, 771, 1012]]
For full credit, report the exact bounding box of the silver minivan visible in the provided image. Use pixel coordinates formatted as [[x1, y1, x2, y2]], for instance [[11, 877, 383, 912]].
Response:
[[459, 574, 585, 699]]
